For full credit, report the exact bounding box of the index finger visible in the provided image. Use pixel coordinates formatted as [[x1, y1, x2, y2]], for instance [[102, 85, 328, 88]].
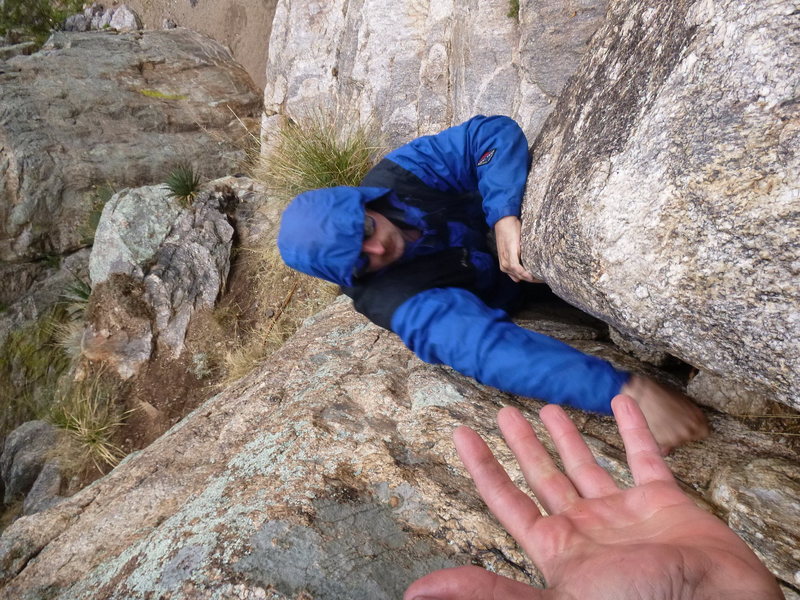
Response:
[[453, 425, 543, 541], [611, 395, 676, 486]]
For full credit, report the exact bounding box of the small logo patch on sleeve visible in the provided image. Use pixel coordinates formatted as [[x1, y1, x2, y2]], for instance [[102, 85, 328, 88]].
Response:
[[477, 148, 496, 166]]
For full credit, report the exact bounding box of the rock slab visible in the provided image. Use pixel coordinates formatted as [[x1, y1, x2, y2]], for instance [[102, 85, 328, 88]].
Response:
[[0, 299, 797, 598], [520, 0, 800, 410], [0, 421, 60, 505], [85, 183, 236, 377]]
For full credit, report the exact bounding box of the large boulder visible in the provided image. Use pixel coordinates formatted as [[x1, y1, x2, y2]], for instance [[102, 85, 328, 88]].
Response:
[[88, 186, 186, 286], [520, 0, 800, 409], [0, 28, 261, 304], [0, 299, 797, 598], [262, 0, 607, 146]]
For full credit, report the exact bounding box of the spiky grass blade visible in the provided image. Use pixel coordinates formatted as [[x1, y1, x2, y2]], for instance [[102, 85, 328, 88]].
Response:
[[164, 164, 201, 207], [50, 375, 129, 473]]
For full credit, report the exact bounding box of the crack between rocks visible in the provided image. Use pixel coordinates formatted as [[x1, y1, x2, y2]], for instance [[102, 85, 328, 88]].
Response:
[[475, 545, 533, 580]]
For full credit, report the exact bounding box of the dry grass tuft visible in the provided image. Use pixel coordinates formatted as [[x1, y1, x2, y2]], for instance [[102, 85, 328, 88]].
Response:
[[49, 373, 129, 473], [219, 244, 338, 385], [740, 406, 800, 448], [217, 111, 381, 384], [251, 110, 383, 203]]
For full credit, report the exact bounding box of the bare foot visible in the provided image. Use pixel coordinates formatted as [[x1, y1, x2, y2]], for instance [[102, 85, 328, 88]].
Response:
[[619, 375, 709, 454]]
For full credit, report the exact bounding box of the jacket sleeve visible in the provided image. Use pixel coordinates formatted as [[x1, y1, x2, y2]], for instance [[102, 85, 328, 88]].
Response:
[[385, 115, 530, 227], [391, 287, 631, 414]]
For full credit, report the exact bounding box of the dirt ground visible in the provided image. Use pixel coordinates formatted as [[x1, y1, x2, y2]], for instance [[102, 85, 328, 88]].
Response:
[[121, 0, 277, 90]]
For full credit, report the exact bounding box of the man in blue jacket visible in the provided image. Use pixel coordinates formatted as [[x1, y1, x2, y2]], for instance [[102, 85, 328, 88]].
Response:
[[278, 115, 708, 452]]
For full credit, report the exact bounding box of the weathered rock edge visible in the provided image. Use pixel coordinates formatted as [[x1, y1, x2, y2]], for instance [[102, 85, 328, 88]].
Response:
[[0, 298, 797, 598]]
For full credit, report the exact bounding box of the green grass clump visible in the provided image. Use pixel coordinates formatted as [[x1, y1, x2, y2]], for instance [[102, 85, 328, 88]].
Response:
[[0, 306, 72, 439], [164, 164, 201, 207], [252, 112, 383, 203], [60, 276, 92, 319], [507, 0, 520, 19], [0, 273, 94, 440], [0, 0, 83, 44], [49, 374, 128, 472]]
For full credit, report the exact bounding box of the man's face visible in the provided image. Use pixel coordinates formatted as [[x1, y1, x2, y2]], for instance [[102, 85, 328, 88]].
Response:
[[361, 209, 405, 272]]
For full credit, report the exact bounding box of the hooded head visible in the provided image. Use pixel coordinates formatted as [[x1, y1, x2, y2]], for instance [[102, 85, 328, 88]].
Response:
[[278, 186, 392, 287]]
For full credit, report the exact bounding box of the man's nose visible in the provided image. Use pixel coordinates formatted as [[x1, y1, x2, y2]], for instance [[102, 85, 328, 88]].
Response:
[[362, 238, 384, 255]]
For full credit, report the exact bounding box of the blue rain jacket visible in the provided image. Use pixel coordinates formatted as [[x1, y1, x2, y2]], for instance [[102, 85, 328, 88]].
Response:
[[278, 115, 629, 413]]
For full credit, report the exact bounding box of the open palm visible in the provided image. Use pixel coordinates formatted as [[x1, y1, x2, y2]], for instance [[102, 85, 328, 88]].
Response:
[[405, 396, 781, 600]]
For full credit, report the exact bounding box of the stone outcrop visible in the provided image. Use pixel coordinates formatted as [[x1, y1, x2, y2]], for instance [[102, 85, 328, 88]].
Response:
[[0, 248, 90, 346], [0, 28, 261, 304], [687, 370, 774, 416], [84, 178, 262, 378], [520, 0, 800, 410], [64, 3, 144, 32], [0, 298, 797, 598], [143, 189, 234, 358], [21, 460, 64, 516], [89, 186, 185, 287], [262, 0, 607, 147]]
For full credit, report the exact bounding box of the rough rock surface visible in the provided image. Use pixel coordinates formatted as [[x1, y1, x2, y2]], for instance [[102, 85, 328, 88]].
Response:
[[85, 183, 235, 376], [0, 248, 90, 345], [83, 273, 155, 380], [0, 421, 61, 505], [89, 186, 184, 286], [122, 0, 279, 90], [22, 461, 63, 516], [143, 192, 234, 357], [64, 3, 143, 32], [0, 299, 797, 598], [520, 0, 800, 410], [0, 42, 36, 60], [710, 458, 800, 590], [262, 0, 607, 147], [608, 326, 674, 366], [0, 28, 260, 303], [687, 370, 774, 416]]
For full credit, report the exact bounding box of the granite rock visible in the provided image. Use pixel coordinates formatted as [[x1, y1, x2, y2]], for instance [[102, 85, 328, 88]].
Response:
[[262, 0, 607, 147], [143, 191, 234, 357], [520, 0, 800, 411], [0, 421, 60, 505], [687, 370, 774, 416], [710, 458, 800, 589], [0, 28, 260, 303], [0, 299, 796, 597], [88, 186, 185, 287], [22, 461, 64, 516]]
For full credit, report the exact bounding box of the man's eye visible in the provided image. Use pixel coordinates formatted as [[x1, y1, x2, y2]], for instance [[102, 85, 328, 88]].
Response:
[[364, 216, 376, 238]]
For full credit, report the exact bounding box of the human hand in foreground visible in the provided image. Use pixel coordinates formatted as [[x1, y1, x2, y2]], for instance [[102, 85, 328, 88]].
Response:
[[620, 374, 709, 455], [493, 215, 539, 283], [405, 396, 781, 600]]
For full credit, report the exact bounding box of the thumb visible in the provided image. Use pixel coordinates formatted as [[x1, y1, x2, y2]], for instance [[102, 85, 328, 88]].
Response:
[[404, 565, 544, 600]]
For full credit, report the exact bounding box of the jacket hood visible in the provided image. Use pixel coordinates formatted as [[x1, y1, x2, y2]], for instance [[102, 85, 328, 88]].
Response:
[[278, 186, 392, 287]]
